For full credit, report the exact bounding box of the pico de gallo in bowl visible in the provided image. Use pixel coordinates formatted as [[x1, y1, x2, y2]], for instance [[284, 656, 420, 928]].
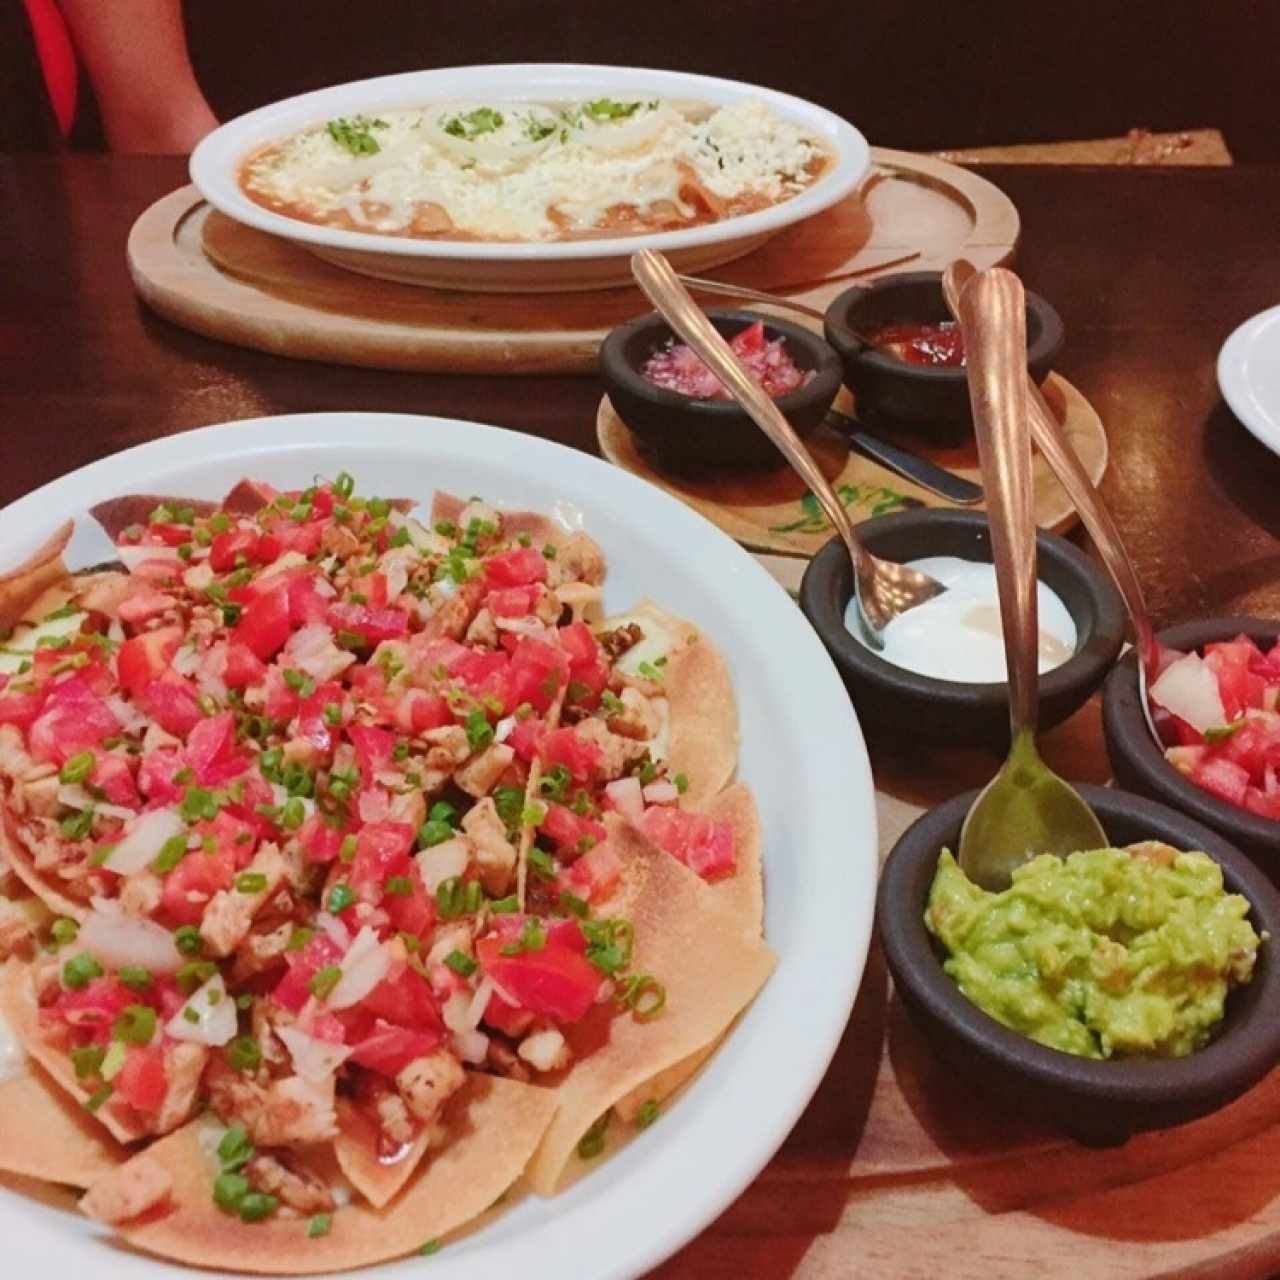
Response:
[[1103, 617, 1280, 861], [599, 307, 843, 469], [0, 473, 774, 1271]]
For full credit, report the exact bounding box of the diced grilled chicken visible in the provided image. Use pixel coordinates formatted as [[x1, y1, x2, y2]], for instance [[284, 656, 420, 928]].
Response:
[[80, 1154, 171, 1224], [572, 717, 647, 779], [245, 1152, 336, 1214], [207, 1058, 338, 1146], [423, 724, 470, 767], [395, 1050, 465, 1124], [119, 870, 162, 918], [460, 797, 516, 894], [455, 743, 515, 798], [464, 607, 497, 648], [200, 843, 289, 957], [153, 1043, 208, 1134]]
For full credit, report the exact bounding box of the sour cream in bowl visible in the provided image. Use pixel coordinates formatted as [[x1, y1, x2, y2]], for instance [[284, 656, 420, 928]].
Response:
[[798, 509, 1126, 748]]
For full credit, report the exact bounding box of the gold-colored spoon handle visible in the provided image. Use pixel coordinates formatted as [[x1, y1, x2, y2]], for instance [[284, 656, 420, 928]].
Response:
[[957, 268, 1039, 740]]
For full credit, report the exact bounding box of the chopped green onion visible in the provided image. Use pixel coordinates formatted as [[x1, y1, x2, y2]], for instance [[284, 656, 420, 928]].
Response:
[[176, 959, 216, 994], [118, 964, 154, 991], [281, 797, 306, 830], [84, 1083, 113, 1113], [464, 709, 494, 751], [50, 917, 79, 948], [181, 785, 221, 822], [62, 953, 103, 990], [616, 973, 666, 1020], [418, 1239, 441, 1256], [152, 833, 190, 873], [339, 834, 359, 863], [489, 894, 519, 914], [174, 925, 204, 955], [576, 1111, 610, 1159], [541, 543, 557, 560], [308, 1213, 332, 1239], [226, 1035, 262, 1074], [58, 750, 96, 785], [444, 949, 478, 977], [236, 871, 268, 894], [673, 772, 689, 794], [429, 800, 458, 826], [635, 1099, 660, 1129], [327, 883, 355, 913], [463, 880, 483, 914], [60, 808, 94, 840], [436, 876, 465, 919], [527, 847, 557, 881], [286, 926, 314, 951], [385, 875, 414, 897], [558, 891, 589, 919], [71, 1044, 105, 1079], [112, 1004, 157, 1045], [213, 1171, 250, 1213], [323, 701, 343, 726], [309, 965, 342, 999], [218, 1124, 255, 1169], [333, 471, 355, 500], [418, 819, 453, 849]]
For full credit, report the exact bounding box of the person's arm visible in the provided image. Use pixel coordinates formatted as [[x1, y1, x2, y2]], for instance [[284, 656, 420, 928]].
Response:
[[57, 0, 218, 152]]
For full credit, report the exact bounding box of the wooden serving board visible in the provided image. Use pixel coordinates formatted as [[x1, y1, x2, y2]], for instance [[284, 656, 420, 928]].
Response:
[[598, 372, 1108, 559], [654, 698, 1280, 1280], [126, 149, 1020, 376]]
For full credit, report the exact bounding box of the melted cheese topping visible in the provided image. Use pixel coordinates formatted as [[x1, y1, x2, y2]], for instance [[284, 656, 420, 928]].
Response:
[[240, 98, 829, 242]]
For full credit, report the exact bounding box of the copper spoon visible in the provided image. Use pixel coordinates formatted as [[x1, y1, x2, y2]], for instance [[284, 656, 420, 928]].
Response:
[[631, 248, 947, 647], [954, 268, 1106, 890], [942, 258, 1162, 746]]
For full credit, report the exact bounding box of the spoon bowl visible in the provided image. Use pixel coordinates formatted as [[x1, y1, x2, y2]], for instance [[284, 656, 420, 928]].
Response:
[[953, 267, 1105, 889], [630, 249, 948, 647]]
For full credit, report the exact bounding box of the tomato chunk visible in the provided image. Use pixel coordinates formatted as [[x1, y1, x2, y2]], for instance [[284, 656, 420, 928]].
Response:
[[234, 586, 292, 661], [476, 936, 600, 1023], [484, 547, 548, 589], [637, 806, 737, 881], [349, 1021, 442, 1076], [115, 1044, 168, 1113], [28, 673, 121, 764]]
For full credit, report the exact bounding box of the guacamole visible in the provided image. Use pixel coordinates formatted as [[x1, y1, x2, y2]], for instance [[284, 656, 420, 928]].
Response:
[[925, 842, 1261, 1059]]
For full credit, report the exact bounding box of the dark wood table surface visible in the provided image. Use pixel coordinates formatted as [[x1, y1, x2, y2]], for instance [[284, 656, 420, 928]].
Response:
[[3, 156, 1280, 1276]]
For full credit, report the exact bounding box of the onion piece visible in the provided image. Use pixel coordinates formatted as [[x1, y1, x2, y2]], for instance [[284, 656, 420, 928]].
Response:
[[167, 972, 236, 1046], [1150, 652, 1228, 733], [466, 977, 494, 1031], [116, 544, 179, 573], [284, 623, 356, 683], [452, 1028, 489, 1065], [171, 644, 201, 678], [101, 807, 185, 875], [415, 838, 470, 893], [494, 715, 516, 744], [518, 1027, 567, 1072], [104, 693, 149, 735], [313, 911, 351, 951], [604, 777, 644, 823], [327, 926, 389, 1010], [80, 901, 183, 973], [57, 784, 136, 821], [277, 1024, 352, 1082], [642, 780, 679, 806], [441, 991, 471, 1035]]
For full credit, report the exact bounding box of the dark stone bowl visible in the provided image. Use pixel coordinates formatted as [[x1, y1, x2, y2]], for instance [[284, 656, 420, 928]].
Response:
[[878, 784, 1280, 1145], [597, 308, 843, 470], [824, 270, 1064, 445], [797, 509, 1126, 749], [1103, 617, 1280, 864]]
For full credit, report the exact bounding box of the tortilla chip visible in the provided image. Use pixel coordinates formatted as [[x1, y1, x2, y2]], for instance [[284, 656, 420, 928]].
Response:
[[98, 1074, 558, 1273], [432, 491, 604, 564], [612, 783, 764, 1125], [0, 520, 74, 632], [89, 496, 216, 542], [0, 1064, 127, 1185], [332, 1097, 431, 1209], [0, 795, 90, 921], [526, 819, 775, 1194], [1, 961, 149, 1143]]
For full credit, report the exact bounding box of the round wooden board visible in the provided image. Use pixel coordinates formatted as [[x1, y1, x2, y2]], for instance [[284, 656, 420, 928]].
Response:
[[126, 149, 1019, 375], [596, 372, 1107, 553]]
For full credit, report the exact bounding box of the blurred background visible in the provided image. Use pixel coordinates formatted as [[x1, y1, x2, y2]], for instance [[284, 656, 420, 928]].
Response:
[[4, 0, 1278, 161]]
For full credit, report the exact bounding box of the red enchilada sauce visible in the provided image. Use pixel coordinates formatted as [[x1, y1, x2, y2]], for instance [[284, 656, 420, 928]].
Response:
[[640, 321, 814, 399], [869, 320, 965, 367]]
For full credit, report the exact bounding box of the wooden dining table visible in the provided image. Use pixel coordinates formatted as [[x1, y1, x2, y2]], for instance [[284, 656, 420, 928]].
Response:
[[3, 155, 1280, 1278]]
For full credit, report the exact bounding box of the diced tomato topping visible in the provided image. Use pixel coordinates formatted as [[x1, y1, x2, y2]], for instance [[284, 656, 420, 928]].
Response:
[[637, 806, 737, 881], [484, 547, 548, 589], [488, 585, 541, 618], [360, 965, 442, 1031], [539, 802, 607, 856], [185, 711, 248, 785], [234, 586, 292, 661], [506, 716, 546, 763], [476, 935, 600, 1024], [297, 814, 344, 863], [295, 681, 344, 754], [385, 688, 451, 734], [349, 821, 414, 904], [89, 753, 140, 808], [117, 588, 177, 626], [504, 636, 570, 714], [414, 638, 471, 677], [287, 573, 329, 626], [538, 728, 603, 783], [325, 602, 408, 644], [347, 723, 395, 779], [222, 641, 267, 689], [129, 557, 183, 583], [350, 572, 389, 609], [384, 866, 437, 939], [1205, 644, 1267, 721], [348, 1021, 442, 1076], [55, 976, 133, 1032], [137, 747, 184, 803], [209, 528, 262, 573], [260, 518, 325, 559], [557, 621, 599, 668], [261, 665, 300, 723], [0, 689, 45, 729], [1192, 755, 1252, 806], [482, 988, 535, 1037], [346, 663, 387, 701], [28, 673, 121, 763], [563, 840, 623, 903], [114, 1044, 168, 1113], [137, 677, 203, 740], [273, 933, 345, 1014], [452, 649, 509, 690], [160, 839, 236, 924]]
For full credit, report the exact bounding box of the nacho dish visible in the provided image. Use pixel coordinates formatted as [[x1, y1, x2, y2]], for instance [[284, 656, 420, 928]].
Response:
[[239, 96, 832, 242], [0, 475, 774, 1271]]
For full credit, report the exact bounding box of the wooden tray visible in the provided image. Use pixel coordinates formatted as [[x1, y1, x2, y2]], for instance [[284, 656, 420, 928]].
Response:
[[597, 373, 1107, 557], [126, 149, 1019, 376], [656, 700, 1280, 1279]]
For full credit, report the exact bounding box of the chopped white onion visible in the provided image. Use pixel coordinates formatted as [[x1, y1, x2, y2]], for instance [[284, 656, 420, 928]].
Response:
[[253, 551, 308, 586], [441, 991, 472, 1035], [80, 900, 183, 973], [104, 693, 149, 735], [415, 838, 470, 893], [57, 783, 136, 820], [434, 577, 458, 601], [604, 777, 644, 823], [277, 1024, 352, 1082], [117, 544, 179, 573], [313, 911, 351, 950], [642, 780, 679, 806], [284, 623, 356, 683], [101, 807, 185, 875], [1150, 652, 1228, 733], [494, 715, 515, 744], [493, 616, 549, 638], [167, 972, 237, 1046], [182, 561, 215, 592], [327, 926, 390, 1010], [403, 518, 450, 557], [452, 1029, 489, 1065], [489, 977, 519, 1009], [313, 576, 337, 599], [517, 1028, 567, 1073], [357, 788, 389, 824], [171, 643, 201, 678], [379, 550, 412, 601], [466, 977, 494, 1030]]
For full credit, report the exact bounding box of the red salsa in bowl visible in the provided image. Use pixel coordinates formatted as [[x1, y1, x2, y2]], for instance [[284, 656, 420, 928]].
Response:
[[867, 320, 965, 367], [640, 321, 816, 400]]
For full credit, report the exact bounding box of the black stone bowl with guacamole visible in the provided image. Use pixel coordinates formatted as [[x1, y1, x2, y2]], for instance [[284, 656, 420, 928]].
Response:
[[878, 785, 1280, 1146]]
